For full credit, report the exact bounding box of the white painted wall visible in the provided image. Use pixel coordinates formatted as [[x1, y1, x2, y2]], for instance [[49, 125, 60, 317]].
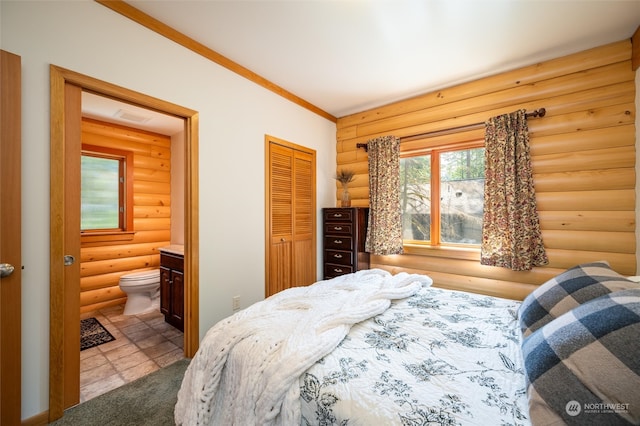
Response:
[[1, 0, 337, 419]]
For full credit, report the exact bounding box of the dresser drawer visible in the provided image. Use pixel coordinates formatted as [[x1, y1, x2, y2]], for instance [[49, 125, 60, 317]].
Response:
[[324, 209, 353, 223], [324, 223, 352, 235], [324, 249, 352, 266], [324, 263, 354, 278], [324, 235, 353, 251]]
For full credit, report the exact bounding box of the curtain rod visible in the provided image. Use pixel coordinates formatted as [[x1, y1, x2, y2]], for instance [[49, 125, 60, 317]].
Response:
[[356, 108, 546, 152]]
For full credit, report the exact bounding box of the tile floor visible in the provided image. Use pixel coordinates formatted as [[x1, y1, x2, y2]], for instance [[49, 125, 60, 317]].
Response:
[[79, 304, 185, 403]]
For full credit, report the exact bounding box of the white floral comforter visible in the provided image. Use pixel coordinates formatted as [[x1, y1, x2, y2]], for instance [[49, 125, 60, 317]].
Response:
[[299, 286, 530, 426], [175, 269, 433, 425]]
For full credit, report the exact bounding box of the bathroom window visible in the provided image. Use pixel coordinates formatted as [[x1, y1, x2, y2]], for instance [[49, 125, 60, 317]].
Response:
[[81, 144, 134, 239]]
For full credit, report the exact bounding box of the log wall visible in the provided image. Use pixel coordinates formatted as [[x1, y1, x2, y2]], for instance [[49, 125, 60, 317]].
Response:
[[79, 118, 171, 313], [335, 40, 636, 300]]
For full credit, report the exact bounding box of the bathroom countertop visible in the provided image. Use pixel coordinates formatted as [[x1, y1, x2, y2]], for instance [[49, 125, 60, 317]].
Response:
[[159, 244, 184, 256]]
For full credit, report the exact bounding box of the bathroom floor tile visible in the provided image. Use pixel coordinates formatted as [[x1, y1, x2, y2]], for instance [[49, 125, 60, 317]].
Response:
[[81, 362, 118, 387], [80, 373, 125, 403], [142, 340, 179, 359], [136, 333, 169, 349], [80, 352, 109, 373], [111, 349, 151, 372], [120, 359, 160, 382], [79, 304, 185, 403], [156, 348, 186, 368]]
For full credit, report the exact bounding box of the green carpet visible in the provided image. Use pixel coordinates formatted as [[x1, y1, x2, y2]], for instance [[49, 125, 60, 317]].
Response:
[[50, 358, 190, 425]]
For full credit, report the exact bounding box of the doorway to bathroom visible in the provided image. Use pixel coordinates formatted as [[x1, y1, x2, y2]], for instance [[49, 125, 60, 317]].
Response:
[[49, 65, 200, 421]]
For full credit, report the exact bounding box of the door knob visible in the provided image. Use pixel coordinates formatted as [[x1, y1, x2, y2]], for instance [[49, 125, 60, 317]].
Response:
[[64, 255, 75, 266], [0, 263, 14, 278]]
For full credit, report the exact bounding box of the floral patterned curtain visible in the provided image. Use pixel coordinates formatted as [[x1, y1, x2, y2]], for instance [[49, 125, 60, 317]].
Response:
[[481, 110, 548, 271], [365, 135, 403, 256]]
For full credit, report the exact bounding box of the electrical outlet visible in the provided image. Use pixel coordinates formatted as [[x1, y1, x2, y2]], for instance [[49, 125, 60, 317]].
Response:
[[232, 296, 240, 311]]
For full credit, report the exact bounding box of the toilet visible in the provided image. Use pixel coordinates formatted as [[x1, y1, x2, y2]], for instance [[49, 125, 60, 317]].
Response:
[[119, 269, 161, 315]]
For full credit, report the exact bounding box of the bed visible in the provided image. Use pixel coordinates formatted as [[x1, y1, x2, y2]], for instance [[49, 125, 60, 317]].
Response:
[[175, 262, 640, 425]]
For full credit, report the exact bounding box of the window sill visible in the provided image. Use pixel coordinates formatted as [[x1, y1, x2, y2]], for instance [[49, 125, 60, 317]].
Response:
[[81, 231, 135, 245], [402, 243, 481, 261]]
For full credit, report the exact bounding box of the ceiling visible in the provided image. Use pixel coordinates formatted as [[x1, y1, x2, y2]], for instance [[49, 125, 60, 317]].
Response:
[[86, 0, 640, 132], [82, 92, 185, 135]]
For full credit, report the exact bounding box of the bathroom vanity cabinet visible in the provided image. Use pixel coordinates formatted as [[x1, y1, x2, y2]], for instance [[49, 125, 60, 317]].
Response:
[[160, 251, 184, 331]]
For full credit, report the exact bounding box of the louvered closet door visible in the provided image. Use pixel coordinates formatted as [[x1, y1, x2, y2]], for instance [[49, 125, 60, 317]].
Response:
[[292, 149, 315, 287], [266, 137, 316, 297]]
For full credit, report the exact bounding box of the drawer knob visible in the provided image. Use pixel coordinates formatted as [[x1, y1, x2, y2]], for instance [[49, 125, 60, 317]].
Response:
[[334, 239, 342, 244], [333, 226, 342, 230], [334, 268, 343, 273], [333, 254, 342, 259], [332, 213, 343, 217]]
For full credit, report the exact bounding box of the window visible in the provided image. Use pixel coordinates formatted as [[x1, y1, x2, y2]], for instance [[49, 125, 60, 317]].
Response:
[[81, 144, 133, 235], [400, 144, 485, 247]]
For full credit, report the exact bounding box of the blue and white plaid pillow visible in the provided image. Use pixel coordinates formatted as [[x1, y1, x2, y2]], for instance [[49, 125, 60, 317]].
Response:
[[518, 261, 638, 337], [522, 289, 640, 425]]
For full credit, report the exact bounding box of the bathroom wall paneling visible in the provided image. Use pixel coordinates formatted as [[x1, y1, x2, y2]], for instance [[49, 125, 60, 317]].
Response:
[[335, 39, 636, 300], [79, 118, 171, 313]]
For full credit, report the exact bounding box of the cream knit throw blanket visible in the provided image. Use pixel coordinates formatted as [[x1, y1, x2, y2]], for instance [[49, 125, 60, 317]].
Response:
[[174, 269, 433, 425]]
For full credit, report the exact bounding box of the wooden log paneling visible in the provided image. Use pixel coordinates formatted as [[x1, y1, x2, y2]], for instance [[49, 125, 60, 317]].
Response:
[[134, 205, 171, 218], [133, 193, 171, 206], [80, 286, 127, 309], [335, 39, 636, 300], [355, 62, 633, 138], [533, 168, 634, 192], [134, 168, 171, 183], [80, 255, 160, 278], [81, 242, 163, 262], [531, 125, 634, 156], [538, 211, 635, 232], [80, 298, 126, 314], [532, 145, 635, 174], [536, 189, 634, 211], [81, 273, 122, 292], [134, 155, 170, 171], [80, 118, 172, 312], [338, 40, 631, 130], [82, 118, 172, 146]]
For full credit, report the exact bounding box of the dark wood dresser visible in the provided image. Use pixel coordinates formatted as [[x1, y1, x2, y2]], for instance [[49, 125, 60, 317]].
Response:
[[323, 207, 370, 279]]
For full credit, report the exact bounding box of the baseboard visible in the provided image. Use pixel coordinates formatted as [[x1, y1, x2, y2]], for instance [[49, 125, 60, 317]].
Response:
[[22, 410, 49, 426]]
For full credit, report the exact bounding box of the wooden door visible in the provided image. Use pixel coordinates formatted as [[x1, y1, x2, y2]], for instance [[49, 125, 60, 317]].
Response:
[[160, 266, 171, 317], [64, 83, 83, 410], [49, 78, 83, 418], [0, 49, 22, 426], [291, 149, 315, 286], [170, 270, 185, 330], [265, 136, 316, 297]]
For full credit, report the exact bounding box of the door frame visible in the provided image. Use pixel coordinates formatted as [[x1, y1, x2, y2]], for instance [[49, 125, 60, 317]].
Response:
[[0, 49, 22, 426], [49, 65, 200, 421]]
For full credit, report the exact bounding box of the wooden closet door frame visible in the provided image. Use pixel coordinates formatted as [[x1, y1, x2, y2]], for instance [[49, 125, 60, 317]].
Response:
[[264, 135, 316, 297]]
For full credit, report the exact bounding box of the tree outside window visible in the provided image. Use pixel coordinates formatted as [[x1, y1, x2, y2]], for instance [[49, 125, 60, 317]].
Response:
[[81, 144, 133, 233], [400, 146, 485, 246]]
